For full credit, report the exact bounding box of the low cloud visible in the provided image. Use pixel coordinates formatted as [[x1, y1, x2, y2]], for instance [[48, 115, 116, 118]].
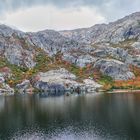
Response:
[[0, 0, 140, 31], [1, 5, 105, 32], [2, 0, 140, 15]]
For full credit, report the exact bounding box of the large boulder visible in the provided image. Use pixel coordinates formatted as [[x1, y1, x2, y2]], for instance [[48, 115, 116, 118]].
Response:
[[35, 68, 77, 89], [35, 81, 66, 96], [34, 68, 101, 95], [83, 79, 102, 92], [0, 83, 14, 96], [94, 59, 135, 80], [16, 80, 33, 94]]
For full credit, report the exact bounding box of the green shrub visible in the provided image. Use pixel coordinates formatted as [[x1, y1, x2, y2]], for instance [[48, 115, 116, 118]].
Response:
[[99, 75, 114, 85]]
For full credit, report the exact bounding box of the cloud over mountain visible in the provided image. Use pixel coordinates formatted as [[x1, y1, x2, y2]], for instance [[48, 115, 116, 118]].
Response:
[[0, 0, 140, 31]]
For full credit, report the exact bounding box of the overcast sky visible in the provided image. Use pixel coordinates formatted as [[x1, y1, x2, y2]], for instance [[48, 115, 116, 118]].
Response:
[[0, 0, 140, 32]]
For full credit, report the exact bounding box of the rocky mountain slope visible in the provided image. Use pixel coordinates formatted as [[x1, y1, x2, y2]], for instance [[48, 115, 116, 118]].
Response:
[[1, 12, 140, 95], [60, 12, 140, 44]]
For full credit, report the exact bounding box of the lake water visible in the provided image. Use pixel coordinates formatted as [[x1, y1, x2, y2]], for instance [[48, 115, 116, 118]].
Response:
[[0, 93, 140, 140]]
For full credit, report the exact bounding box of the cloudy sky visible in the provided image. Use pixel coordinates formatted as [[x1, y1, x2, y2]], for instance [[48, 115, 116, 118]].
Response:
[[0, 0, 140, 32]]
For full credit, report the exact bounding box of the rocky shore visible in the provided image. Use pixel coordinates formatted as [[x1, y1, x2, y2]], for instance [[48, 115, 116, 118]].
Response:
[[34, 68, 102, 93], [0, 68, 102, 96]]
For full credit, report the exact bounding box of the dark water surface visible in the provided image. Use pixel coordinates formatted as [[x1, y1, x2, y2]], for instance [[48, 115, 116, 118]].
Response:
[[0, 93, 140, 140]]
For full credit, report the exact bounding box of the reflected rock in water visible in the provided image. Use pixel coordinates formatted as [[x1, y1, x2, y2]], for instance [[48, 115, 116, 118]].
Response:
[[0, 97, 4, 112]]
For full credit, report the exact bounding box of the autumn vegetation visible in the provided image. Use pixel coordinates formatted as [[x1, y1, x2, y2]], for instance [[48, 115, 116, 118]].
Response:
[[0, 49, 140, 92]]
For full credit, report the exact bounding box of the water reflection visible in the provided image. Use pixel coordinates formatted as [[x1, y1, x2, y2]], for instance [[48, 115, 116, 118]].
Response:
[[0, 93, 140, 139], [0, 97, 4, 111]]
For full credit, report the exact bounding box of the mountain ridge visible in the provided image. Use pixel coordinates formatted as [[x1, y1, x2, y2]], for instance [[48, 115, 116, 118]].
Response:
[[60, 11, 140, 44], [0, 11, 140, 95]]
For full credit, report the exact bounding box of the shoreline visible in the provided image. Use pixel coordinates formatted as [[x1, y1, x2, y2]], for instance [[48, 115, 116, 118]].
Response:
[[107, 89, 140, 94]]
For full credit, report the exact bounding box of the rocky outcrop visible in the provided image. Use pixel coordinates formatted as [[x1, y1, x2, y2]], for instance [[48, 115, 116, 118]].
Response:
[[63, 53, 97, 67], [0, 67, 12, 78], [109, 47, 129, 62], [0, 25, 36, 68], [132, 42, 140, 50], [83, 79, 102, 92], [16, 80, 33, 94], [0, 73, 14, 95], [4, 45, 36, 68], [34, 68, 101, 95], [94, 59, 135, 80], [28, 30, 81, 56]]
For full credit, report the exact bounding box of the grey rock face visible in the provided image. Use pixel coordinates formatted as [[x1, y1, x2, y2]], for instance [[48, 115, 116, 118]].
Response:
[[0, 73, 14, 95], [34, 68, 101, 94], [16, 80, 32, 94], [132, 42, 140, 50], [61, 12, 140, 44], [0, 74, 5, 83], [93, 49, 108, 58], [126, 56, 140, 67], [35, 81, 66, 96], [29, 30, 81, 56], [92, 46, 129, 62], [107, 47, 129, 62], [0, 24, 23, 37], [94, 59, 135, 80], [60, 24, 108, 44], [76, 55, 97, 67], [0, 25, 36, 68], [63, 53, 97, 67], [4, 45, 36, 68]]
